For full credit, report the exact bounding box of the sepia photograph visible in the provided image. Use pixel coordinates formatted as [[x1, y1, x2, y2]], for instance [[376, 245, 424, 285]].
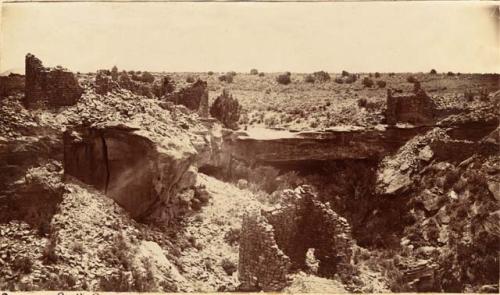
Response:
[[0, 1, 499, 293]]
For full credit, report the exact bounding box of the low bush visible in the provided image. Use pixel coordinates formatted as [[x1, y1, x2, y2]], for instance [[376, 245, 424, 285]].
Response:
[[430, 69, 437, 74], [345, 74, 357, 84], [221, 258, 237, 275], [376, 80, 387, 88], [276, 73, 291, 85], [342, 70, 350, 77], [250, 69, 258, 75], [447, 71, 455, 76], [362, 77, 374, 88], [140, 71, 155, 83], [357, 98, 368, 108], [42, 235, 59, 265], [258, 72, 265, 77], [218, 74, 233, 83], [12, 256, 33, 274], [374, 72, 381, 78], [207, 71, 214, 75], [186, 76, 195, 83], [407, 75, 417, 83], [304, 75, 315, 83], [313, 71, 331, 82], [224, 227, 241, 246], [334, 77, 344, 84]]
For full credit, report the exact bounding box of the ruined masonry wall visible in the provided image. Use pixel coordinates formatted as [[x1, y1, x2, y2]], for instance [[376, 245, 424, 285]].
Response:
[[238, 186, 355, 291], [238, 212, 291, 291], [24, 54, 83, 108]]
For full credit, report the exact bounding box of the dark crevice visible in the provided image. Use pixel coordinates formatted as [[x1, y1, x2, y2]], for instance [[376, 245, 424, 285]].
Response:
[[101, 133, 110, 194]]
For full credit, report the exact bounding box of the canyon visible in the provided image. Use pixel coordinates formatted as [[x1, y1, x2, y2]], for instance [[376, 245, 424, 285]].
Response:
[[0, 55, 498, 293]]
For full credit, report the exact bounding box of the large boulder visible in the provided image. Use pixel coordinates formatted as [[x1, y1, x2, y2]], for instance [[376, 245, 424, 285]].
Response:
[[63, 123, 198, 221]]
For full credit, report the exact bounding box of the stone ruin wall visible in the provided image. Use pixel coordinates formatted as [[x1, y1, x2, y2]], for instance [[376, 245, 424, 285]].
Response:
[[24, 54, 83, 108], [386, 88, 435, 126], [238, 186, 354, 291]]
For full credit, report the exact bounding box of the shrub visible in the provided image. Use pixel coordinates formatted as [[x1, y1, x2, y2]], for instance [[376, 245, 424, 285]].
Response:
[[99, 272, 132, 292], [224, 227, 241, 246], [362, 77, 374, 88], [313, 71, 331, 82], [430, 69, 437, 74], [304, 74, 315, 83], [334, 77, 344, 84], [258, 72, 265, 77], [250, 69, 258, 75], [186, 76, 195, 83], [276, 73, 291, 85], [42, 235, 59, 265], [342, 70, 350, 77], [218, 74, 233, 83], [479, 88, 489, 101], [161, 76, 175, 95], [357, 98, 368, 108], [227, 71, 237, 77], [221, 258, 237, 275], [141, 71, 155, 83], [389, 72, 395, 77], [447, 71, 455, 76], [210, 89, 241, 129], [344, 74, 357, 84], [12, 256, 33, 274], [407, 76, 417, 83], [464, 89, 474, 101], [207, 71, 214, 75], [374, 72, 381, 78], [376, 80, 387, 88], [111, 66, 119, 81]]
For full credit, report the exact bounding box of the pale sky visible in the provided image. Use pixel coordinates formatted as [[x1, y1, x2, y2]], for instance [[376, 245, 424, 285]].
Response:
[[1, 2, 498, 74]]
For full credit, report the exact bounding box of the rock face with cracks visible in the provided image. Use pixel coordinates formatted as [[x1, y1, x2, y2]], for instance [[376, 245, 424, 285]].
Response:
[[239, 185, 354, 291], [63, 123, 200, 221]]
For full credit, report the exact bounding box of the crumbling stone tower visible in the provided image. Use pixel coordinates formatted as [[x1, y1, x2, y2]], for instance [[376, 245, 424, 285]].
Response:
[[24, 53, 83, 108]]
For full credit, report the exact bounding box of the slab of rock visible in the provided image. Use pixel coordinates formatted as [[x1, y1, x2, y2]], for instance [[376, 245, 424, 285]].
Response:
[[63, 123, 197, 221]]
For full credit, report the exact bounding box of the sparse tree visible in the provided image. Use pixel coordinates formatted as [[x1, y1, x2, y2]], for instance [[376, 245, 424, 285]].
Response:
[[276, 73, 291, 85], [140, 71, 155, 83], [111, 66, 119, 81], [210, 89, 241, 130], [430, 69, 437, 74], [313, 71, 331, 82], [342, 70, 350, 77], [374, 72, 381, 78]]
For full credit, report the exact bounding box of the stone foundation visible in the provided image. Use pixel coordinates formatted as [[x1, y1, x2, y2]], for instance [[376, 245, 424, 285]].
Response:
[[239, 186, 354, 291]]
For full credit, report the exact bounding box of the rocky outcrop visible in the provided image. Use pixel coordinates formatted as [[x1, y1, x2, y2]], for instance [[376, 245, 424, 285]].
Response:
[[239, 186, 354, 291], [386, 88, 435, 126], [223, 126, 429, 167], [166, 80, 208, 112], [63, 123, 199, 221], [0, 74, 25, 99], [24, 54, 83, 108]]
